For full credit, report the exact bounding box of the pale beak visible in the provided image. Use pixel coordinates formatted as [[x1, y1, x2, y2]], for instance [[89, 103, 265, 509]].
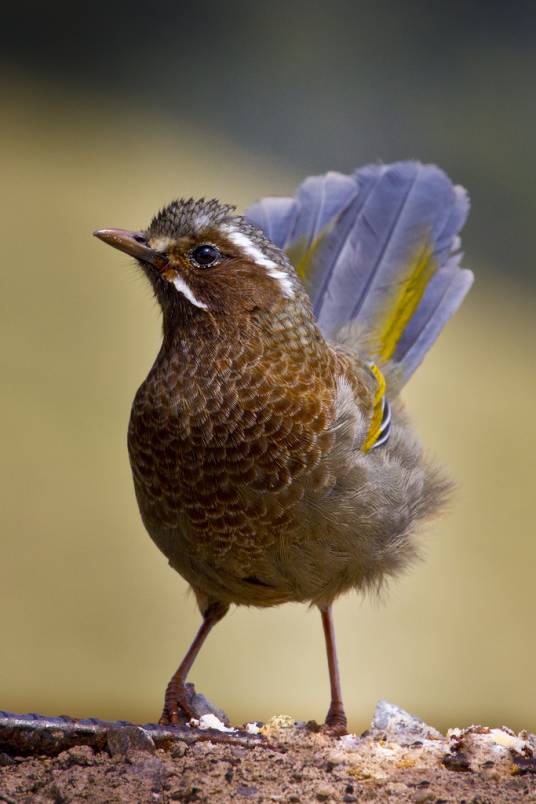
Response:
[[93, 228, 158, 264]]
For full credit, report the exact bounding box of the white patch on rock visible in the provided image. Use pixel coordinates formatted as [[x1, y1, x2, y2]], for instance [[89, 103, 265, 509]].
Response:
[[489, 728, 529, 753], [197, 714, 236, 732], [339, 733, 360, 750]]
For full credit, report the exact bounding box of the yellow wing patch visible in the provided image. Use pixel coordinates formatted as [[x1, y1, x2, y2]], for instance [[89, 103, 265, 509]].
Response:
[[362, 362, 387, 453]]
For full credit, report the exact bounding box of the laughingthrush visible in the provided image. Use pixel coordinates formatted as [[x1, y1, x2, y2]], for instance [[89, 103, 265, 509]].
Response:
[[94, 161, 472, 731]]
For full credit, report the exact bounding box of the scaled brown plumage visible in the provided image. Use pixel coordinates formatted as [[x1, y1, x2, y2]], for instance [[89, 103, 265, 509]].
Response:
[[94, 186, 458, 732]]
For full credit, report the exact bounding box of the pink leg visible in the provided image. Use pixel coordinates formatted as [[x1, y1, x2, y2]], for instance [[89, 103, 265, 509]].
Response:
[[160, 601, 228, 726], [320, 606, 348, 732]]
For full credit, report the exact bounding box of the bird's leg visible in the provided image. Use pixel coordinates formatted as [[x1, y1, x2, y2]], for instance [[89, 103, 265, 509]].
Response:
[[320, 605, 348, 733], [159, 601, 229, 726]]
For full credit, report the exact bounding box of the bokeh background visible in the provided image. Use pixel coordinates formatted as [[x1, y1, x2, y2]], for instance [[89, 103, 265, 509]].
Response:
[[2, 1, 535, 734]]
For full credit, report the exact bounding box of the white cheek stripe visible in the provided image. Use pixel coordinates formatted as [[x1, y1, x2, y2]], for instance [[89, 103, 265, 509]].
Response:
[[222, 225, 294, 298], [172, 276, 208, 310]]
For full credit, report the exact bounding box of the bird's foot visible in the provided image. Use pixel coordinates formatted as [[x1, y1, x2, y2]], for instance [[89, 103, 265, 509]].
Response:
[[323, 702, 348, 736], [159, 680, 196, 726], [159, 681, 229, 727]]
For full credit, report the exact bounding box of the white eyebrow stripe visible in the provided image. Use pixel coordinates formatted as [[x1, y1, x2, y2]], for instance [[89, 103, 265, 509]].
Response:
[[222, 226, 277, 269], [172, 276, 208, 310], [222, 225, 294, 298], [263, 266, 294, 298]]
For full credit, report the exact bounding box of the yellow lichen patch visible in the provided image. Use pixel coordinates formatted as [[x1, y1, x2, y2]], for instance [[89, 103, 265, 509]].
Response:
[[261, 714, 296, 734], [395, 756, 417, 770], [347, 765, 373, 781]]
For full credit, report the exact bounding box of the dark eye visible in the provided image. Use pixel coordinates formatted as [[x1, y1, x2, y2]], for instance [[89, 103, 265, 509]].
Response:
[[191, 244, 221, 267]]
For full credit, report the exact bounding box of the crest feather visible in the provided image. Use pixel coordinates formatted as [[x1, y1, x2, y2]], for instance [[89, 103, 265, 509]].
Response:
[[149, 198, 236, 238]]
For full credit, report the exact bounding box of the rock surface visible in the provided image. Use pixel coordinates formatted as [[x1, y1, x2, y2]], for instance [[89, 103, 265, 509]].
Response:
[[1, 702, 535, 802]]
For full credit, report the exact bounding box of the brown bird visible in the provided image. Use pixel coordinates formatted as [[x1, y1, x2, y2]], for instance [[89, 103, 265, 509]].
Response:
[[94, 161, 472, 732]]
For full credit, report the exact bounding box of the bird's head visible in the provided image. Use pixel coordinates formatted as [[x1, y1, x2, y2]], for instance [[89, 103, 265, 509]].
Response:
[[94, 198, 299, 326]]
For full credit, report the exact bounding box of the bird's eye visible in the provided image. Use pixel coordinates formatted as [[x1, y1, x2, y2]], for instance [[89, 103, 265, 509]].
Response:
[[190, 244, 221, 267]]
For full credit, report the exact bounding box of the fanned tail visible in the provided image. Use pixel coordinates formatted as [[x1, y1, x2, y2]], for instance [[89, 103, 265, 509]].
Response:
[[245, 161, 473, 386]]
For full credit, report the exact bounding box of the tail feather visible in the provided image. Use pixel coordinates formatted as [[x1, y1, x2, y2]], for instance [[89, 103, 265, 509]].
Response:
[[395, 259, 473, 379], [245, 161, 473, 385], [247, 196, 298, 248]]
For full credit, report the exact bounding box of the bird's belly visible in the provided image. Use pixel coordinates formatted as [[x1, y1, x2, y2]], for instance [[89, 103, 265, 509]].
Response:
[[126, 383, 345, 605], [130, 459, 397, 610], [127, 387, 443, 608], [130, 465, 319, 606]]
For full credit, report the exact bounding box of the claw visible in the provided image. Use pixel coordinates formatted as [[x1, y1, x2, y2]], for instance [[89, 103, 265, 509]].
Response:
[[324, 702, 348, 736], [159, 681, 197, 726], [159, 681, 230, 727]]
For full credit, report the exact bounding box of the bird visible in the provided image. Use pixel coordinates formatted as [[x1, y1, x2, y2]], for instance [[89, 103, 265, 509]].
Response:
[[93, 161, 473, 732]]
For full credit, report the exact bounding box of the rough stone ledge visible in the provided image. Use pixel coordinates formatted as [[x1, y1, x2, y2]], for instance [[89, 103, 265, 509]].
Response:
[[1, 701, 535, 802]]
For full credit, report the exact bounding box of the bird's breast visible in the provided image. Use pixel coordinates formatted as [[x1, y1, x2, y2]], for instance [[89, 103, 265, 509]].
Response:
[[127, 332, 342, 573]]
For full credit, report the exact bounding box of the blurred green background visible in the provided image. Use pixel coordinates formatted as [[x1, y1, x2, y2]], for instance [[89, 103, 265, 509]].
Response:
[[1, 1, 535, 735]]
